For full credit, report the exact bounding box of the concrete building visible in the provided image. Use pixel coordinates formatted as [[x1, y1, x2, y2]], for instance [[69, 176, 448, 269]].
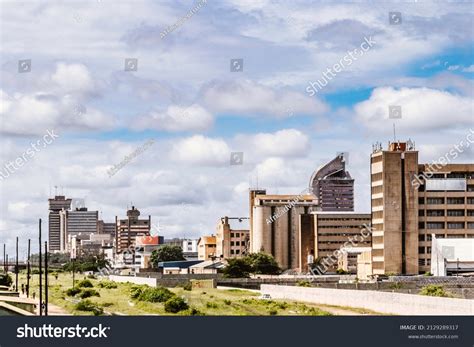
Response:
[[181, 239, 198, 260], [337, 247, 372, 274], [309, 154, 354, 211], [299, 212, 372, 273], [431, 235, 474, 276], [115, 206, 151, 265], [134, 235, 162, 269], [216, 216, 249, 258], [370, 140, 474, 275], [250, 191, 318, 270], [98, 220, 116, 236], [197, 235, 217, 260], [48, 195, 72, 252], [59, 207, 99, 252]]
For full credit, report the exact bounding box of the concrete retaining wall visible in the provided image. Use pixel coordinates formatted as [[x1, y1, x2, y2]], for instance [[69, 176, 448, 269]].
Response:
[[261, 284, 474, 315], [108, 275, 157, 287]]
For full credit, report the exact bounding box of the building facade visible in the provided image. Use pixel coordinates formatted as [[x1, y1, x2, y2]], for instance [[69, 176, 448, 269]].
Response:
[[197, 235, 217, 260], [370, 141, 474, 275], [309, 154, 354, 211], [216, 216, 249, 258], [48, 195, 72, 252], [59, 207, 99, 252]]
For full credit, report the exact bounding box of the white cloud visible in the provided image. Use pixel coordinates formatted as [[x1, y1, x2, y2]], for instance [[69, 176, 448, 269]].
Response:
[[202, 79, 328, 117], [170, 135, 230, 166], [51, 63, 96, 95], [237, 129, 310, 158], [355, 87, 473, 133], [134, 104, 213, 132]]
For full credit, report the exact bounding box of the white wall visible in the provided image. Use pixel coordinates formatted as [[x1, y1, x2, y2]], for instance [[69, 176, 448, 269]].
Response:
[[108, 275, 157, 287], [261, 284, 474, 315]]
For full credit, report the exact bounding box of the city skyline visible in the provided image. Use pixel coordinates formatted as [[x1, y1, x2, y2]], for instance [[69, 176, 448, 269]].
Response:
[[1, 1, 473, 258]]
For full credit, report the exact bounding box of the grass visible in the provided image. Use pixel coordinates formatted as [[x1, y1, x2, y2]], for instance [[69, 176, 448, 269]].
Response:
[[17, 272, 336, 316]]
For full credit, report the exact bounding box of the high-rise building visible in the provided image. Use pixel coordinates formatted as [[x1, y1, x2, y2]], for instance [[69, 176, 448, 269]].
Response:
[[115, 206, 151, 262], [370, 141, 419, 275], [216, 216, 249, 258], [309, 154, 354, 211], [48, 195, 72, 252], [370, 140, 474, 275], [59, 207, 99, 252]]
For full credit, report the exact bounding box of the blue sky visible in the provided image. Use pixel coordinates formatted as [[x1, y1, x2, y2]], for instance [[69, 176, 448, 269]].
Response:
[[0, 0, 473, 257]]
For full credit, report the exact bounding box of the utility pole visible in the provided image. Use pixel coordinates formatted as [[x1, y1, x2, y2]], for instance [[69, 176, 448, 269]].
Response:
[[44, 241, 48, 316], [27, 239, 31, 298], [3, 244, 5, 273], [15, 237, 18, 292], [39, 218, 43, 316]]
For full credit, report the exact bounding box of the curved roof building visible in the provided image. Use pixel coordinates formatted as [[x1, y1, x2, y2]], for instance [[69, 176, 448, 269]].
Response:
[[309, 154, 354, 211]]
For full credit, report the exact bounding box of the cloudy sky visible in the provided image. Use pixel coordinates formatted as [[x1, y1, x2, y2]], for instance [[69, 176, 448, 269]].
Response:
[[0, 0, 473, 258]]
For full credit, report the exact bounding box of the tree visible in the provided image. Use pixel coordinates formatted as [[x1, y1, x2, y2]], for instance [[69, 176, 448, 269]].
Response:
[[246, 252, 281, 275], [150, 245, 185, 267], [222, 258, 252, 278]]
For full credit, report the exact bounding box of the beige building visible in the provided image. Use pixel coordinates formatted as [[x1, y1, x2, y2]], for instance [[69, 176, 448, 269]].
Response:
[[198, 235, 217, 260], [370, 141, 474, 275], [250, 191, 318, 270], [216, 216, 249, 258], [299, 212, 372, 273]]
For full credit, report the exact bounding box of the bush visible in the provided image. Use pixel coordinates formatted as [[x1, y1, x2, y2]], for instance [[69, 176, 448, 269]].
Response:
[[87, 274, 97, 279], [0, 273, 13, 287], [164, 296, 189, 313], [97, 280, 118, 289], [424, 272, 433, 277], [206, 302, 218, 309], [130, 285, 145, 299], [389, 282, 403, 290], [137, 287, 175, 303], [223, 299, 231, 305], [75, 299, 103, 316], [336, 268, 349, 274], [268, 309, 278, 315], [78, 289, 100, 299], [65, 287, 81, 297], [76, 279, 93, 288], [419, 285, 451, 297], [222, 258, 252, 278], [296, 280, 311, 287], [183, 282, 192, 291]]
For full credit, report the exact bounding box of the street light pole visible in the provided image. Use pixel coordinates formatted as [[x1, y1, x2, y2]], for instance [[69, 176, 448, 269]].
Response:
[[39, 218, 43, 316], [44, 241, 48, 316], [27, 239, 31, 298], [15, 237, 18, 292]]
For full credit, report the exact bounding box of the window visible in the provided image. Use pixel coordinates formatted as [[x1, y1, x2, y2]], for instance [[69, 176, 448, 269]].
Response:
[[427, 222, 444, 229], [418, 247, 425, 254], [427, 247, 431, 253], [427, 234, 432, 241], [418, 198, 425, 204], [467, 185, 474, 192], [235, 250, 240, 254], [468, 223, 474, 229], [418, 210, 424, 217], [427, 198, 444, 204], [230, 233, 234, 237], [230, 241, 234, 246], [447, 222, 464, 229], [447, 210, 464, 216], [418, 222, 425, 229], [467, 210, 474, 216], [468, 198, 474, 204], [435, 234, 445, 238], [418, 234, 425, 241], [230, 250, 234, 254], [447, 198, 464, 204], [427, 210, 444, 217], [236, 241, 240, 246]]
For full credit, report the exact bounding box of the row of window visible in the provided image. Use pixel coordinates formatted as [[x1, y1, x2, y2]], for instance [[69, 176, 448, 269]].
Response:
[[230, 241, 246, 246], [419, 197, 474, 204], [419, 209, 474, 217], [420, 222, 474, 229], [230, 249, 241, 255], [230, 232, 246, 238]]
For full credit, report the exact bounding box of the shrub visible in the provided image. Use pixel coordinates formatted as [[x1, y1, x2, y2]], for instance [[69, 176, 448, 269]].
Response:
[[0, 274, 13, 287], [138, 287, 175, 303], [164, 297, 189, 313], [75, 300, 103, 316], [296, 280, 311, 287], [97, 280, 118, 289], [206, 302, 218, 309], [78, 289, 100, 299], [424, 272, 433, 277], [389, 282, 403, 290], [336, 268, 349, 274], [223, 299, 231, 305], [87, 274, 97, 279], [268, 309, 278, 315], [76, 279, 93, 288], [65, 287, 81, 296], [419, 285, 451, 297], [130, 285, 145, 299]]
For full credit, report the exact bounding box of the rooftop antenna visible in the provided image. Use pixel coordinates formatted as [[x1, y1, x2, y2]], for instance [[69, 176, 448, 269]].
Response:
[[54, 185, 58, 196], [393, 123, 397, 142]]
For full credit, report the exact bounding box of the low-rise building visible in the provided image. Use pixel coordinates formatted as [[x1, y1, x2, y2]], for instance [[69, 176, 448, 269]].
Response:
[[216, 216, 249, 258], [134, 235, 162, 270], [431, 234, 474, 276], [198, 235, 217, 260]]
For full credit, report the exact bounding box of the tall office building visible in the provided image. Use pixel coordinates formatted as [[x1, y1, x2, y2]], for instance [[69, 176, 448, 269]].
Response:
[[115, 206, 151, 257], [48, 196, 72, 252], [309, 154, 354, 211], [59, 207, 99, 252], [370, 141, 419, 275], [370, 140, 474, 275]]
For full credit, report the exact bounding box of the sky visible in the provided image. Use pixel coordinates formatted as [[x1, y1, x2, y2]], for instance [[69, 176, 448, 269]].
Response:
[[0, 0, 473, 259]]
